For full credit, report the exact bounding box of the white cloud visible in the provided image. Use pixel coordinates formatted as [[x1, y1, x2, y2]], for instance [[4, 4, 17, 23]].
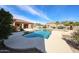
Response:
[[0, 6, 20, 15], [13, 14, 38, 23], [18, 6, 40, 16], [0, 5, 49, 24], [0, 5, 10, 11], [13, 14, 46, 24], [17, 5, 52, 21], [0, 6, 38, 23]]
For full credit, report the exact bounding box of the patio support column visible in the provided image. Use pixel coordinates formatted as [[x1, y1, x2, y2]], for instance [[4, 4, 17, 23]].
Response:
[[28, 24, 32, 28], [22, 23, 24, 29]]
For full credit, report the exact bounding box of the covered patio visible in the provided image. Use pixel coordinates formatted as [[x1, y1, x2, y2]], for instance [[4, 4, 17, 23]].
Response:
[[13, 19, 34, 31]]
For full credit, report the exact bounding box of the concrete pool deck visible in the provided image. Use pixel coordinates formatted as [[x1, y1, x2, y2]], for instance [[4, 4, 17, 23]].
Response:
[[4, 30, 74, 53], [4, 32, 46, 52], [45, 30, 73, 53]]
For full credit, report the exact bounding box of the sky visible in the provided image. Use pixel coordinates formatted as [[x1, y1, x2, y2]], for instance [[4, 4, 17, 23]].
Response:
[[0, 5, 79, 24]]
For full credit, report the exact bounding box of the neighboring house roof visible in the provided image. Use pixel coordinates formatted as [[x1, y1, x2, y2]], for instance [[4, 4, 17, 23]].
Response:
[[46, 22, 57, 27], [13, 19, 33, 24], [46, 22, 65, 27], [57, 24, 65, 26]]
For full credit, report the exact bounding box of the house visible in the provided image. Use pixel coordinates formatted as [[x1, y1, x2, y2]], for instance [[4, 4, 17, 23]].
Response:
[[46, 22, 65, 29], [46, 22, 57, 28], [33, 23, 44, 29], [12, 19, 34, 31]]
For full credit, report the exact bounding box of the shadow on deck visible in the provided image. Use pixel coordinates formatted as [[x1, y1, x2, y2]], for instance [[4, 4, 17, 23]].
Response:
[[0, 42, 43, 53], [63, 38, 79, 50]]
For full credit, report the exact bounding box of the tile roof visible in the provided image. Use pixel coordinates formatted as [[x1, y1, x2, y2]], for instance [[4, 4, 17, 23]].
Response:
[[13, 19, 33, 24]]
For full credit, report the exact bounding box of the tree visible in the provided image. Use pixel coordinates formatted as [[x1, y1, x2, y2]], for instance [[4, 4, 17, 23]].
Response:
[[55, 21, 60, 25], [0, 8, 13, 40], [74, 22, 79, 26], [55, 21, 60, 27], [69, 22, 73, 30], [62, 21, 71, 26]]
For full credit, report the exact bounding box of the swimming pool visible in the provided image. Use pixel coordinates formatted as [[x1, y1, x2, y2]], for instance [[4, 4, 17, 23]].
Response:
[[24, 30, 51, 39]]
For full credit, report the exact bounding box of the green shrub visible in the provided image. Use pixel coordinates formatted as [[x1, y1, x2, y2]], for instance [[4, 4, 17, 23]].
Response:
[[23, 31, 33, 36], [57, 26, 65, 29], [72, 30, 79, 44]]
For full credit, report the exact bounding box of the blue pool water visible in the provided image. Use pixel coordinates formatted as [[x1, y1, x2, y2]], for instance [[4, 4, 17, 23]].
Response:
[[24, 30, 51, 39]]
